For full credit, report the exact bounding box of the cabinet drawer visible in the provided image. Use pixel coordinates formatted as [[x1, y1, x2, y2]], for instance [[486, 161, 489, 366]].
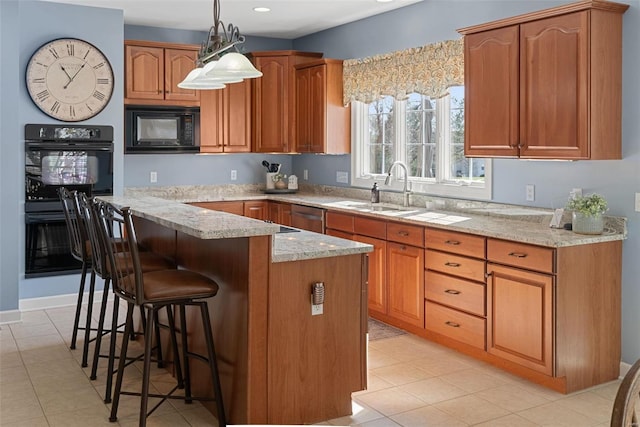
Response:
[[425, 271, 485, 317], [354, 216, 386, 239], [487, 239, 554, 274], [326, 211, 354, 233], [387, 222, 424, 247], [325, 229, 353, 240], [426, 249, 485, 282], [426, 301, 485, 350], [425, 228, 486, 258]]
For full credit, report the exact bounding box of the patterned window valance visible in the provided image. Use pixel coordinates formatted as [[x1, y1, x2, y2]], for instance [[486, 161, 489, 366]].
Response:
[[342, 39, 464, 105]]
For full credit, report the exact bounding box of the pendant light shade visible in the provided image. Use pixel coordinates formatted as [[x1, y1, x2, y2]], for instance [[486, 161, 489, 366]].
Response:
[[178, 0, 262, 90]]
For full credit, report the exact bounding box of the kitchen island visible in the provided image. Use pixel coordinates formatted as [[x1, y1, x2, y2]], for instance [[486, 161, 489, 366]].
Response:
[[101, 196, 372, 425]]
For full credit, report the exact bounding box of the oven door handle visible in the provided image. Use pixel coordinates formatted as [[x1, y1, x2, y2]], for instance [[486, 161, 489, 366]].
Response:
[[26, 142, 113, 152]]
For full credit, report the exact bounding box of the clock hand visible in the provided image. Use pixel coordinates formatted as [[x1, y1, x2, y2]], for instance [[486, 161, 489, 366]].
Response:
[[63, 63, 86, 89], [59, 64, 73, 85]]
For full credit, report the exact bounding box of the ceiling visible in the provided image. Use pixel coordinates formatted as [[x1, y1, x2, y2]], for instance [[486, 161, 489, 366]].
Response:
[[40, 0, 424, 39]]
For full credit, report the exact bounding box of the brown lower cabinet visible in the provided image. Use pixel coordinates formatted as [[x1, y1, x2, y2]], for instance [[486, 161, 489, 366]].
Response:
[[268, 201, 292, 226], [325, 208, 622, 394], [243, 201, 268, 220], [189, 201, 244, 216]]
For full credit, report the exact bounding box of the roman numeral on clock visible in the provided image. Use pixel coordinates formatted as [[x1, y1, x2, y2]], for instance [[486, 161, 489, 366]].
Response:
[[36, 90, 50, 101], [32, 78, 45, 84], [50, 101, 60, 114], [49, 48, 59, 59], [93, 91, 105, 101], [67, 43, 75, 56], [97, 78, 110, 85], [69, 105, 76, 118], [93, 62, 105, 70]]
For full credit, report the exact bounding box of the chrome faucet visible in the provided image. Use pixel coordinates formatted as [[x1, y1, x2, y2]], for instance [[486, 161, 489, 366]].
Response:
[[384, 161, 412, 207]]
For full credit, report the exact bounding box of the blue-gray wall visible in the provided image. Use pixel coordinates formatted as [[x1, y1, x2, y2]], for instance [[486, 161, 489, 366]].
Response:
[[2, 0, 639, 367]]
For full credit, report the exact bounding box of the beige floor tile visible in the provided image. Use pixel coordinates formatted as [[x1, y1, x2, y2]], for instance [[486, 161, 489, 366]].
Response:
[[371, 362, 434, 386], [354, 417, 402, 427], [117, 411, 191, 426], [45, 406, 113, 426], [0, 381, 40, 407], [475, 383, 551, 412], [433, 395, 510, 425], [0, 364, 30, 385], [19, 310, 52, 326], [439, 369, 508, 393], [590, 380, 622, 401], [397, 377, 468, 404], [0, 416, 50, 427], [9, 323, 59, 339], [407, 355, 474, 376], [555, 390, 614, 424], [517, 401, 601, 426], [106, 386, 178, 421], [179, 405, 221, 426], [19, 344, 75, 365], [367, 348, 402, 369], [328, 400, 384, 425], [37, 384, 106, 416], [0, 395, 45, 424], [472, 413, 541, 426], [511, 379, 567, 401], [353, 373, 393, 396], [355, 387, 428, 416], [390, 405, 469, 427]]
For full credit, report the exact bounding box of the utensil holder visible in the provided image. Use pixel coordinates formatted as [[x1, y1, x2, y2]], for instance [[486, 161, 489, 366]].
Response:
[[266, 173, 277, 189]]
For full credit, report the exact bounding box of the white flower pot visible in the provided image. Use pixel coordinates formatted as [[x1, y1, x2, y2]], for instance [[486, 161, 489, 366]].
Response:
[[572, 211, 604, 235]]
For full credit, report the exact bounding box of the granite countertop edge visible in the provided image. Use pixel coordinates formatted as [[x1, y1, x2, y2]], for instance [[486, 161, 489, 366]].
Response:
[[122, 186, 627, 248]]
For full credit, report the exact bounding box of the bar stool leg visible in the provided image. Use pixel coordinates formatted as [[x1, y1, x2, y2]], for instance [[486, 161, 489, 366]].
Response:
[[109, 301, 134, 422], [165, 306, 185, 389], [70, 260, 89, 350], [138, 305, 156, 427], [178, 305, 193, 403], [103, 294, 120, 404], [90, 277, 111, 380], [153, 310, 164, 368], [81, 268, 97, 367], [199, 302, 226, 427]]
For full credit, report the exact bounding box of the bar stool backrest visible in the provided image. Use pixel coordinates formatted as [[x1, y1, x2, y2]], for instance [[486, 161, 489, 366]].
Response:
[[95, 201, 145, 305], [77, 193, 109, 279], [58, 187, 89, 263]]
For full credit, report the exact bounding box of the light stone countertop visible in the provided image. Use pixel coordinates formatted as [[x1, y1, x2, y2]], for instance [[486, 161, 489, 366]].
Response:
[[100, 195, 372, 263], [124, 185, 627, 248]]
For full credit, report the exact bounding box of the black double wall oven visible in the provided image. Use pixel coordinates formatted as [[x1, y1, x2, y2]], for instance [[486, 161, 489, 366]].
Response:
[[25, 124, 114, 278]]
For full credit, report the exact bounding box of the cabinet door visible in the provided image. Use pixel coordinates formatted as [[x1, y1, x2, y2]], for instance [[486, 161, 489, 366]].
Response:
[[164, 48, 199, 102], [308, 65, 327, 153], [253, 56, 289, 153], [199, 89, 225, 153], [487, 263, 553, 375], [519, 12, 588, 159], [295, 67, 311, 152], [189, 201, 244, 216], [354, 235, 387, 317], [244, 201, 268, 220], [387, 242, 424, 328], [268, 202, 292, 226], [125, 45, 164, 100], [224, 81, 252, 152], [464, 26, 519, 157]]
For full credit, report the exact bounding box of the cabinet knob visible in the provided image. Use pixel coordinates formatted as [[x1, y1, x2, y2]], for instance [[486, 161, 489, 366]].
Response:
[[444, 262, 461, 268], [445, 240, 461, 245], [508, 252, 528, 258], [444, 289, 461, 295], [398, 231, 410, 237], [445, 321, 460, 328]]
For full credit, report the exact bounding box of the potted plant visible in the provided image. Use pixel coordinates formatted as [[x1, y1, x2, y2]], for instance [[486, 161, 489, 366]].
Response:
[[566, 193, 608, 234], [272, 172, 288, 190]]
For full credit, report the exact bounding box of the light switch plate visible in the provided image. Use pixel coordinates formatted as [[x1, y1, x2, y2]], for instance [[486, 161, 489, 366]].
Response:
[[635, 193, 640, 212], [336, 171, 349, 184], [230, 170, 237, 181], [150, 171, 157, 183]]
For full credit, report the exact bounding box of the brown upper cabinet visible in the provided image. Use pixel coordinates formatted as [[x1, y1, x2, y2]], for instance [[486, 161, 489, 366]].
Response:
[[200, 81, 252, 153], [248, 51, 323, 153], [125, 40, 200, 106], [295, 59, 351, 154], [458, 1, 628, 159]]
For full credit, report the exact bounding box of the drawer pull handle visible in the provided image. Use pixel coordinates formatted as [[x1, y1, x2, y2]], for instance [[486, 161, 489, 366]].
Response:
[[398, 231, 410, 237], [445, 289, 461, 295], [445, 262, 461, 268], [445, 240, 461, 245], [508, 252, 528, 258], [445, 321, 460, 328]]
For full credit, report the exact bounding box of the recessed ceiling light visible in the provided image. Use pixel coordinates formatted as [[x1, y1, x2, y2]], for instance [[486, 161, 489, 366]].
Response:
[[377, 0, 394, 3], [253, 6, 271, 12]]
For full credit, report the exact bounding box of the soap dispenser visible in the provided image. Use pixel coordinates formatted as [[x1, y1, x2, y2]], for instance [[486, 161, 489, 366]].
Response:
[[371, 183, 380, 203]]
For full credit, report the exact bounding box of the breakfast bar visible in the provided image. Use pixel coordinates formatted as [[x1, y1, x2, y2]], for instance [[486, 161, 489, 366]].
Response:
[[102, 196, 372, 425]]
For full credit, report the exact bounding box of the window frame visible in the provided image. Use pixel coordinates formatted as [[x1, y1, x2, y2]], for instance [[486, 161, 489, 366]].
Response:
[[350, 94, 492, 201]]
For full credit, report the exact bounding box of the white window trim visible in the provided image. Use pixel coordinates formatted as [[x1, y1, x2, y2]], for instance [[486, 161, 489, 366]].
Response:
[[350, 100, 493, 201]]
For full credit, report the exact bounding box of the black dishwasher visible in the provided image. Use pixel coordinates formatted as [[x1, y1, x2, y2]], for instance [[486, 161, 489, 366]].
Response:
[[290, 205, 325, 233]]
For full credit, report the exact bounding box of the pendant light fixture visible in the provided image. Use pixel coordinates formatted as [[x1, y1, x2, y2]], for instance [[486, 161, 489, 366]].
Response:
[[178, 0, 262, 90]]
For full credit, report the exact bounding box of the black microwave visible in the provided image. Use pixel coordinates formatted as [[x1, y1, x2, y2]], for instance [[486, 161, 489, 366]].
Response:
[[125, 106, 200, 153]]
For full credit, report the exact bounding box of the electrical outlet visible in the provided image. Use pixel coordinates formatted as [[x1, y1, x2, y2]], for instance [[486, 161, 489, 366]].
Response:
[[311, 304, 323, 316], [635, 193, 640, 212], [303, 169, 309, 180], [230, 170, 237, 181], [150, 171, 157, 183], [336, 171, 349, 184], [526, 184, 535, 201]]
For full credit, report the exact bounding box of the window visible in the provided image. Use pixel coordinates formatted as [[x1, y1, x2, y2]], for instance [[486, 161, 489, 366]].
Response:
[[351, 86, 491, 200]]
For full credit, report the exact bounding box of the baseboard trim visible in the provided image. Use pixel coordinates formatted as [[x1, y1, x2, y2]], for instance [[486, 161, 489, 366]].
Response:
[[620, 361, 632, 378], [0, 310, 21, 324], [0, 292, 115, 325]]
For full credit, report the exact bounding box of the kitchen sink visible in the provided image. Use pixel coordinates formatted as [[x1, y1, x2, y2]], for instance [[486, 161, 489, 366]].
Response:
[[369, 205, 404, 212]]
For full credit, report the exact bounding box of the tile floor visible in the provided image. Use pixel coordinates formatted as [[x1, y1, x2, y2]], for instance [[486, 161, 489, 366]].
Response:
[[0, 303, 621, 426]]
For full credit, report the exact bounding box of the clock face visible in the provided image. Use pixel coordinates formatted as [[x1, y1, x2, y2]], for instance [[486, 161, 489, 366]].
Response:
[[26, 38, 114, 122]]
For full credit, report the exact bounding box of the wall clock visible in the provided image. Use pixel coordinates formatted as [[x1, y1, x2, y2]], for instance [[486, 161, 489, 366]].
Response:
[[26, 38, 114, 122]]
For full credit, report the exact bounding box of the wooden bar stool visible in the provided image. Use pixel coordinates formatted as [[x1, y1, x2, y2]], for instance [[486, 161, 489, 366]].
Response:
[[76, 193, 175, 403], [95, 201, 226, 427]]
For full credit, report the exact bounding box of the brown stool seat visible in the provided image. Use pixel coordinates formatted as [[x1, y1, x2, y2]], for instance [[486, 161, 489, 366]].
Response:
[[141, 269, 219, 302]]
